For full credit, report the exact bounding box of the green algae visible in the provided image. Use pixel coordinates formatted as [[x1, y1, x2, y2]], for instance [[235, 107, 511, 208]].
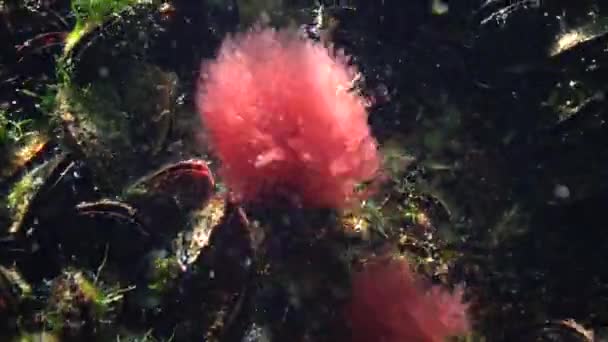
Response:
[[65, 0, 159, 52]]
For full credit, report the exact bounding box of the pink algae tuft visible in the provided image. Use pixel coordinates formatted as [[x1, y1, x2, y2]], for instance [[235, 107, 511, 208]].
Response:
[[196, 27, 380, 209], [346, 257, 470, 342]]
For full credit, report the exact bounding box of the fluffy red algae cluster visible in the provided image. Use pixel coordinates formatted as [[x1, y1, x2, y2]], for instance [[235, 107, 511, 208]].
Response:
[[196, 27, 380, 208], [346, 257, 470, 342]]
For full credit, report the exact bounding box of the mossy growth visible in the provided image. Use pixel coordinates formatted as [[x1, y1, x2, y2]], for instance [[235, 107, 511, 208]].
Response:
[[6, 172, 35, 212], [147, 256, 181, 294], [0, 87, 56, 187], [342, 195, 423, 241], [1, 131, 48, 177], [0, 265, 33, 318], [6, 171, 41, 234], [0, 131, 51, 236], [11, 332, 61, 342], [42, 270, 133, 334], [58, 81, 129, 139], [55, 59, 176, 152], [0, 110, 35, 147], [53, 60, 177, 190], [53, 80, 133, 190], [65, 0, 159, 52], [3, 150, 71, 235]]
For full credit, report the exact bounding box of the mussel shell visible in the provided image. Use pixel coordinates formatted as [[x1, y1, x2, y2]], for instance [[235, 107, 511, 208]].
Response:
[[173, 194, 225, 268], [52, 0, 242, 194], [53, 0, 240, 194], [524, 320, 594, 341], [147, 202, 253, 341], [0, 265, 31, 317], [19, 199, 153, 282], [64, 3, 166, 85], [0, 132, 52, 184], [63, 2, 233, 84], [2, 154, 102, 281], [0, 266, 33, 339], [55, 61, 178, 192], [71, 200, 152, 267], [196, 201, 252, 285], [124, 191, 187, 240], [0, 132, 53, 235], [53, 5, 180, 193], [3, 152, 75, 235], [127, 159, 215, 212]]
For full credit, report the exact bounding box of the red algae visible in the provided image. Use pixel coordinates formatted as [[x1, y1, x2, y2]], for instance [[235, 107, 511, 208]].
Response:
[[346, 257, 470, 342], [196, 27, 380, 209]]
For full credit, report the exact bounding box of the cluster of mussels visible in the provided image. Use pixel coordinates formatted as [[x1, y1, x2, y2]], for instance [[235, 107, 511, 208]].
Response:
[[0, 2, 252, 341], [0, 2, 367, 341]]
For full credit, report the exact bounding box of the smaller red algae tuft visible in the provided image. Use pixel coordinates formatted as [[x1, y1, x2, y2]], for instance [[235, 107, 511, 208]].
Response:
[[196, 27, 380, 209], [346, 256, 470, 342]]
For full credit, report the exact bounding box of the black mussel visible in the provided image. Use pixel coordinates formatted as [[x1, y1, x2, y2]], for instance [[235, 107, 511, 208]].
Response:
[[19, 199, 152, 282], [127, 159, 215, 213], [134, 202, 253, 341], [3, 152, 78, 236], [173, 195, 226, 269], [0, 132, 52, 185], [70, 200, 152, 267], [0, 265, 32, 334], [525, 319, 594, 342], [55, 61, 178, 193]]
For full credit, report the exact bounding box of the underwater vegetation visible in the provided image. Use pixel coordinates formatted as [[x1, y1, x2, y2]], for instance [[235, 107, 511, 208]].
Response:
[[1, 0, 608, 341], [196, 27, 380, 209], [347, 256, 469, 342], [65, 0, 155, 51]]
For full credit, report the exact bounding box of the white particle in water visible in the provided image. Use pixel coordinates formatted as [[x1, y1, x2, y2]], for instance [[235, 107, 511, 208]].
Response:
[[553, 184, 570, 199], [98, 67, 109, 78]]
